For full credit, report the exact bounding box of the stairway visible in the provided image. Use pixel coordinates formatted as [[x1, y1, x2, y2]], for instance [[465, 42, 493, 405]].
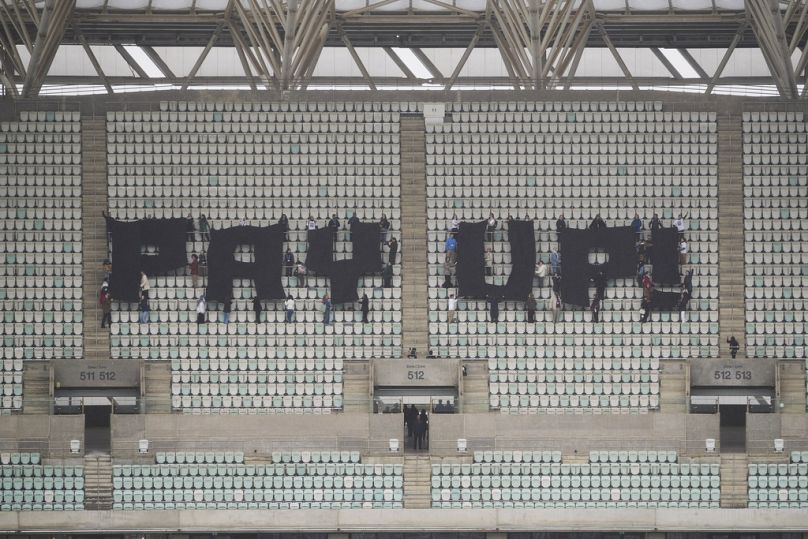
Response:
[[720, 452, 748, 508], [399, 117, 429, 358], [22, 362, 50, 414], [83, 454, 113, 510], [81, 117, 110, 362], [342, 360, 370, 413], [403, 454, 432, 508], [460, 360, 490, 413], [717, 112, 745, 358], [778, 361, 807, 413], [658, 360, 688, 414], [143, 360, 172, 413]]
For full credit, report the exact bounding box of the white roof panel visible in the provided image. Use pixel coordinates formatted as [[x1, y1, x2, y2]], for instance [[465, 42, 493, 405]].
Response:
[[74, 0, 746, 10]]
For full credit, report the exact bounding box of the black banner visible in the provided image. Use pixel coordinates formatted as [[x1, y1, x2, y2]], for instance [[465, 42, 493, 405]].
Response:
[[651, 227, 681, 285], [559, 226, 637, 307], [108, 217, 191, 302], [456, 219, 536, 300]]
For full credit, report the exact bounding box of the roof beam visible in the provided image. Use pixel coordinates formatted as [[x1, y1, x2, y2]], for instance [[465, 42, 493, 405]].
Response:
[[141, 45, 175, 79], [383, 47, 416, 79], [114, 44, 149, 78], [22, 0, 76, 97], [75, 25, 113, 94], [341, 31, 376, 90], [748, 0, 799, 98], [411, 47, 443, 79], [596, 22, 639, 91], [705, 22, 746, 95], [444, 25, 483, 90], [676, 48, 710, 79], [650, 47, 683, 79]]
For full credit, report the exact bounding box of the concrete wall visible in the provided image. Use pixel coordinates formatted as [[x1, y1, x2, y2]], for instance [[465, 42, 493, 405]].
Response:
[[0, 415, 83, 458], [1, 88, 807, 120], [1, 507, 808, 534], [110, 412, 401, 457], [428, 412, 719, 456]]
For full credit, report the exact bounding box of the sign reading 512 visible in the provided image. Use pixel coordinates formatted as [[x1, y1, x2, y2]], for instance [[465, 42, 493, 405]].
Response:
[[713, 369, 752, 381]]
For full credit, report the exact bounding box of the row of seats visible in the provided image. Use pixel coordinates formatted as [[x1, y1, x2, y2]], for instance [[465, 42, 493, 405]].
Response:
[[426, 104, 718, 389], [0, 116, 82, 409], [158, 101, 417, 112], [107, 104, 402, 412], [112, 451, 402, 510], [749, 453, 808, 508], [742, 117, 807, 364], [0, 454, 84, 511], [446, 101, 664, 113], [431, 451, 719, 508]]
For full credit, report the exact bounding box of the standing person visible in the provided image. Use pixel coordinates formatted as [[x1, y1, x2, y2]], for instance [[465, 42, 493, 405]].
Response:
[[640, 298, 651, 323], [486, 213, 497, 241], [594, 269, 607, 299], [283, 248, 295, 277], [387, 237, 399, 265], [294, 261, 307, 288], [223, 296, 232, 324], [379, 214, 390, 244], [555, 214, 568, 234], [642, 272, 653, 302], [138, 296, 150, 324], [727, 336, 740, 359], [649, 213, 663, 233], [447, 294, 457, 324], [637, 261, 647, 287], [673, 213, 687, 239], [348, 211, 360, 240], [284, 295, 295, 323], [414, 409, 426, 450], [526, 293, 537, 323], [550, 295, 561, 323], [535, 260, 547, 287], [360, 292, 370, 323], [419, 409, 429, 450], [198, 214, 210, 242], [552, 273, 562, 301], [327, 214, 340, 238], [139, 271, 150, 300], [442, 259, 454, 288], [382, 264, 393, 288], [189, 253, 200, 289], [99, 285, 112, 328], [679, 237, 689, 265], [449, 214, 460, 233], [589, 214, 606, 230], [631, 213, 643, 238], [677, 286, 691, 321], [550, 249, 560, 275], [322, 294, 332, 325], [306, 215, 317, 231], [196, 295, 206, 325], [488, 294, 499, 323], [445, 234, 457, 265], [278, 213, 289, 236], [590, 293, 601, 323], [405, 405, 416, 442], [484, 247, 493, 277], [252, 296, 262, 323], [683, 268, 694, 296]]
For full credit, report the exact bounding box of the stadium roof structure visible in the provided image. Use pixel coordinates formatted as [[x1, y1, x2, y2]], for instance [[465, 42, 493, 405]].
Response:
[[0, 0, 806, 97]]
